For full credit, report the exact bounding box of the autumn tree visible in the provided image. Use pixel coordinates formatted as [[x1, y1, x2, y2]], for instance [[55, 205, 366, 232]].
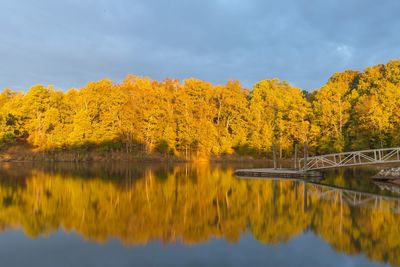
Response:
[[311, 70, 359, 153], [249, 79, 310, 157], [347, 61, 400, 149], [210, 81, 249, 155]]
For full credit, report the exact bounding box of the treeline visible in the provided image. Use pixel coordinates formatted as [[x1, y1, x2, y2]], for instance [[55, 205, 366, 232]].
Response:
[[0, 60, 400, 159]]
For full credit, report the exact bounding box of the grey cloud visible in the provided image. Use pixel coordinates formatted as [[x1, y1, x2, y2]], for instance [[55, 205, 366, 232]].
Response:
[[0, 0, 399, 91]]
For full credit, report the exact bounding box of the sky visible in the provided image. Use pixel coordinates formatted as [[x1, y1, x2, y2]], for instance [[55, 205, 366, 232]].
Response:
[[0, 0, 399, 91]]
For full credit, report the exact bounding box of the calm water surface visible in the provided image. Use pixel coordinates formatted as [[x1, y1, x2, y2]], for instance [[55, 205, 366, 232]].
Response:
[[0, 162, 398, 267]]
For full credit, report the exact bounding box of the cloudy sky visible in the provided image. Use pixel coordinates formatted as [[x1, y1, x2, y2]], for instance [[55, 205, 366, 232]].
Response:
[[0, 0, 399, 91]]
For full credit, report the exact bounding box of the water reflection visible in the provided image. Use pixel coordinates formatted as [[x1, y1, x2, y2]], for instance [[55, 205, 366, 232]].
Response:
[[0, 163, 399, 266]]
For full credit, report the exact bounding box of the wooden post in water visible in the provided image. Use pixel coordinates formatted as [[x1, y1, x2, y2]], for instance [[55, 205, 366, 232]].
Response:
[[294, 143, 298, 170], [273, 144, 277, 169]]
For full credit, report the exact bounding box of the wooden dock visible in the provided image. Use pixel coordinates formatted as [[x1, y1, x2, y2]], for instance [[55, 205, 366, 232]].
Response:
[[234, 168, 322, 179]]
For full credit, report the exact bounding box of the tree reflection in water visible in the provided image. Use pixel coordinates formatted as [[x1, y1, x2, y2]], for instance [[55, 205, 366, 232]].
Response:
[[0, 163, 399, 266]]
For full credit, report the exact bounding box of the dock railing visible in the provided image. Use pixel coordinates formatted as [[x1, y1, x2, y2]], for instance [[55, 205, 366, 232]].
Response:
[[299, 147, 400, 171]]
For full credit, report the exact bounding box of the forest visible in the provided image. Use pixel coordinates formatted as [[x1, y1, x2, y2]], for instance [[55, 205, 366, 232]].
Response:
[[0, 60, 400, 160]]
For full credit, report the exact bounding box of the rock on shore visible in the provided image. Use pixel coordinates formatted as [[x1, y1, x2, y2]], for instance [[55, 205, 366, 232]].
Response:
[[373, 167, 400, 184]]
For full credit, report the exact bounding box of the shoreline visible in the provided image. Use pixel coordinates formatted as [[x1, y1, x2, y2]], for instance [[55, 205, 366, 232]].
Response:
[[0, 146, 296, 164]]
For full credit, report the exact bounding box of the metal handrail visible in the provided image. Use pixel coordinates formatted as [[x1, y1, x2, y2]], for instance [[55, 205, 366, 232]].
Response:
[[299, 147, 400, 171]]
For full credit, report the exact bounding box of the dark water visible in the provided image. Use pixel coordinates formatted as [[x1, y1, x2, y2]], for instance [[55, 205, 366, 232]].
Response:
[[0, 162, 399, 267]]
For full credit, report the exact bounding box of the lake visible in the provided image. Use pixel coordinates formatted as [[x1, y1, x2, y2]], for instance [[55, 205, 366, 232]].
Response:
[[0, 162, 398, 267]]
